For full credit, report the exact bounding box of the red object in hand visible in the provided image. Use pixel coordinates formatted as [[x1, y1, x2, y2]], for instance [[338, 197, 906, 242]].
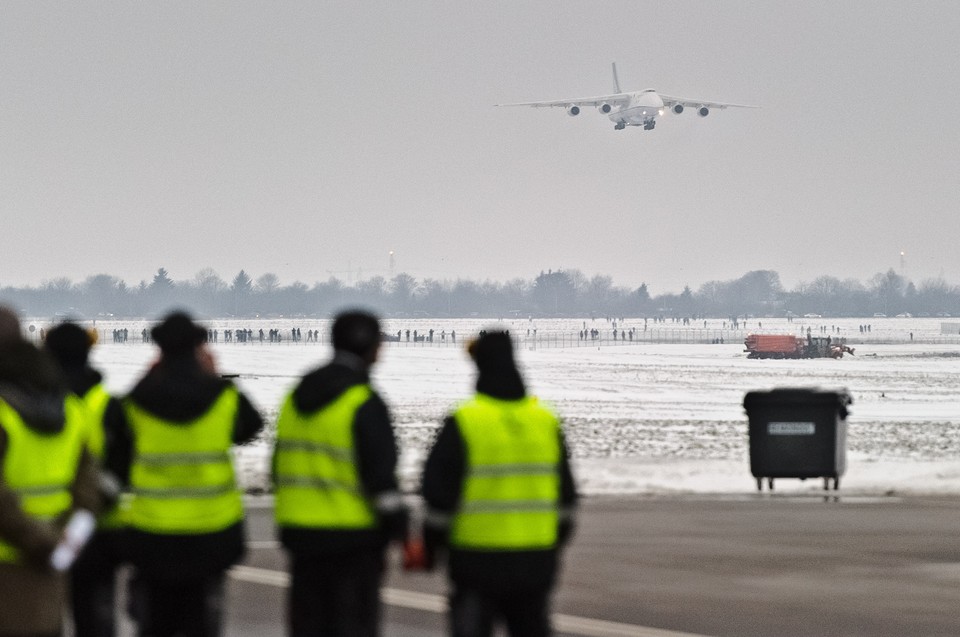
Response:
[[403, 538, 431, 572]]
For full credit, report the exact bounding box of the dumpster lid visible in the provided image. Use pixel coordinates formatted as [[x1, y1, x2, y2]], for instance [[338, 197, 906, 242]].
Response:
[[743, 388, 853, 411]]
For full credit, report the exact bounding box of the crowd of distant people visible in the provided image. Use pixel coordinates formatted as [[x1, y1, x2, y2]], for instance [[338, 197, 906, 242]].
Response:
[[73, 315, 887, 350], [94, 325, 470, 346]]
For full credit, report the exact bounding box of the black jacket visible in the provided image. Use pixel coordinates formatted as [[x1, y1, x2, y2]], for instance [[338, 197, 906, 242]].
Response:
[[113, 354, 263, 483], [277, 352, 407, 557], [421, 368, 578, 591], [116, 353, 264, 578]]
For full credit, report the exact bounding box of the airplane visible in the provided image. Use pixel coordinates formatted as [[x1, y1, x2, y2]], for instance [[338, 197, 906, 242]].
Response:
[[497, 63, 758, 130]]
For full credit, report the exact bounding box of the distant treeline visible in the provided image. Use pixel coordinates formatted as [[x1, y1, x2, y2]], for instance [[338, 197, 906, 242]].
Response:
[[1, 266, 958, 319]]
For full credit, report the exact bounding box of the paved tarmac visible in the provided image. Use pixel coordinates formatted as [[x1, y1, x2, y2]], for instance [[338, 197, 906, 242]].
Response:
[[107, 494, 960, 636]]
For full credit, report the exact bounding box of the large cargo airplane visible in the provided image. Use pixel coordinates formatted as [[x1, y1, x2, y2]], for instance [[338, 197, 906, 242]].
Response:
[[497, 63, 758, 130]]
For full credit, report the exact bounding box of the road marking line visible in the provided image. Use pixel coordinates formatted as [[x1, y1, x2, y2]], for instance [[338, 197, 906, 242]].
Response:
[[231, 565, 288, 587], [229, 565, 708, 637], [380, 586, 447, 613]]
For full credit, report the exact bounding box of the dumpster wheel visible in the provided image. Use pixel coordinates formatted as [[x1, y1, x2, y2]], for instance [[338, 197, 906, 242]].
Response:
[[756, 477, 776, 491], [823, 477, 840, 490]]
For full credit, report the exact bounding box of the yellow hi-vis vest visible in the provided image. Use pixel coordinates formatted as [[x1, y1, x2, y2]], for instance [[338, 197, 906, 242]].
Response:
[[81, 384, 128, 529], [124, 387, 242, 535], [273, 384, 376, 529], [450, 394, 562, 551], [0, 395, 87, 564], [81, 384, 111, 459]]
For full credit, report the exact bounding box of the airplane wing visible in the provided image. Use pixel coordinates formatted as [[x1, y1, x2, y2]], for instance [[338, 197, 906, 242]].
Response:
[[658, 93, 759, 110], [496, 93, 631, 108]]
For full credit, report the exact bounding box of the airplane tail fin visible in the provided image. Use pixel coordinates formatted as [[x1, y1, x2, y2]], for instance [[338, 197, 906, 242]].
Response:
[[612, 62, 622, 94]]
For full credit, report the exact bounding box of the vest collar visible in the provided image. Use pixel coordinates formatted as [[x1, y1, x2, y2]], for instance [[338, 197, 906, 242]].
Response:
[[332, 350, 369, 373]]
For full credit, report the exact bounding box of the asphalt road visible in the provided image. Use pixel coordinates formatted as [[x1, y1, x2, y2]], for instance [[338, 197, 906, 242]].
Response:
[[105, 494, 960, 636]]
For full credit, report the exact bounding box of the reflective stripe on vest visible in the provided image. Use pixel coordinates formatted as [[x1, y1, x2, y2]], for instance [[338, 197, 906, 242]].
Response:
[[125, 387, 242, 534], [273, 384, 376, 529], [450, 394, 561, 550], [0, 395, 87, 564]]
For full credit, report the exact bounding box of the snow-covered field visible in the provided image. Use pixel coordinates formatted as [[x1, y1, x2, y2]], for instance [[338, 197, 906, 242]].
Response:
[[76, 317, 960, 496]]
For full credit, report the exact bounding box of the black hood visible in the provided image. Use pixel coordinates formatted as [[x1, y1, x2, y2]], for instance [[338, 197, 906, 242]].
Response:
[[0, 341, 64, 394], [60, 364, 103, 398], [470, 332, 526, 400], [0, 339, 66, 433], [292, 352, 370, 414], [128, 355, 231, 422], [0, 383, 67, 435]]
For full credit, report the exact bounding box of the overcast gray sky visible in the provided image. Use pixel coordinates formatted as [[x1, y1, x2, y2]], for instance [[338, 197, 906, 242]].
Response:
[[3, 1, 959, 295]]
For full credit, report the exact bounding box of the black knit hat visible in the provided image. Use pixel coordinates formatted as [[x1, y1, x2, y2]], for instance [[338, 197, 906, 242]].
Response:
[[469, 331, 516, 372], [331, 310, 381, 357], [151, 311, 207, 355], [45, 322, 93, 366]]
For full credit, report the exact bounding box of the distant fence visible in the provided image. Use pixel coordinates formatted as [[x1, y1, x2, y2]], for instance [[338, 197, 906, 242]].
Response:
[[23, 327, 960, 348], [37, 327, 747, 348], [513, 329, 745, 348]]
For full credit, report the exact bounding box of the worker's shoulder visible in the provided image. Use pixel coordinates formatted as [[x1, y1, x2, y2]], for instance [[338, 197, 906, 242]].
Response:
[[291, 363, 365, 408]]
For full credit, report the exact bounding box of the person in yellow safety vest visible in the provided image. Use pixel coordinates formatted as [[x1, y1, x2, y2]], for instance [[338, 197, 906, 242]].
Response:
[[0, 307, 106, 637], [114, 312, 264, 637], [420, 330, 578, 637], [273, 310, 408, 637], [44, 322, 129, 637]]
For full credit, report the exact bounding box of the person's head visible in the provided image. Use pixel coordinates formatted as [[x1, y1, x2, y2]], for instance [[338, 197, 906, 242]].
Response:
[[468, 330, 516, 372], [0, 306, 22, 346], [467, 329, 526, 399], [331, 310, 381, 365], [44, 322, 94, 367], [151, 311, 207, 358]]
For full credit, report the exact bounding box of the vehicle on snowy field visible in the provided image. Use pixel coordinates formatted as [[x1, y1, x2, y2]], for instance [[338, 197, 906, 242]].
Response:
[[744, 334, 854, 359]]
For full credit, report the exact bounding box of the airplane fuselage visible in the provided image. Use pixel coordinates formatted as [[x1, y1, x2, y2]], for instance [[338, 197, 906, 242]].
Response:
[[611, 89, 664, 129]]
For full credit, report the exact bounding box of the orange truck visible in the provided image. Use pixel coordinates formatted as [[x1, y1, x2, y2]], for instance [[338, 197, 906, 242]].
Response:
[[744, 334, 804, 358], [744, 334, 854, 359]]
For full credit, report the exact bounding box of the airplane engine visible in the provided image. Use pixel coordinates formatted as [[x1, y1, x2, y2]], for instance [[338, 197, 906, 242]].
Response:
[[697, 105, 710, 117], [566, 104, 581, 116], [597, 103, 612, 114], [672, 103, 684, 114]]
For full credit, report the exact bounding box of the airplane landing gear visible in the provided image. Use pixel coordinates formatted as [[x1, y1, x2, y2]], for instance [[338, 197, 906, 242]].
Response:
[[643, 121, 656, 130], [614, 122, 626, 130]]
